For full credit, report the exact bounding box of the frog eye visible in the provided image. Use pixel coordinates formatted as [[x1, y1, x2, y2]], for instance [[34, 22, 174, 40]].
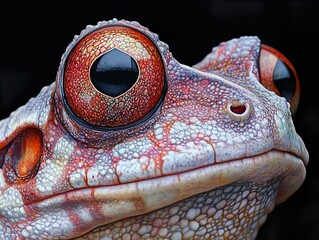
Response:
[[258, 44, 300, 114], [63, 26, 166, 128]]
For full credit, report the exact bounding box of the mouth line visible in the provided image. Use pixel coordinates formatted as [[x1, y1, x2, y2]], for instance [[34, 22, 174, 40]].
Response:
[[27, 149, 305, 210]]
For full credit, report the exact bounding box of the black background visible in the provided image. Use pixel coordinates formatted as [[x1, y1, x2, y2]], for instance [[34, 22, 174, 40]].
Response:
[[0, 1, 318, 239]]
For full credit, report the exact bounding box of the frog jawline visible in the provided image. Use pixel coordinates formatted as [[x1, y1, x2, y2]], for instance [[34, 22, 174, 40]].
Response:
[[35, 150, 305, 209], [33, 150, 305, 238]]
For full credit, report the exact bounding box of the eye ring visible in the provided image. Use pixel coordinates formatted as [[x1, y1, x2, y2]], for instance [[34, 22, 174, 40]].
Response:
[[61, 25, 167, 130], [258, 44, 300, 114]]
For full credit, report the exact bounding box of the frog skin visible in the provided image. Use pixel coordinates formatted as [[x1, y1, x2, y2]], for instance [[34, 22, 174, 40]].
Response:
[[0, 19, 308, 239]]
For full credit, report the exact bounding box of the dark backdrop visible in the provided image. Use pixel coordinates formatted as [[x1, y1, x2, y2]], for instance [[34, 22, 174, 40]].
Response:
[[0, 1, 318, 239]]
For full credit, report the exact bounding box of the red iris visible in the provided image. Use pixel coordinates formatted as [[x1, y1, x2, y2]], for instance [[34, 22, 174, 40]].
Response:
[[63, 26, 165, 128]]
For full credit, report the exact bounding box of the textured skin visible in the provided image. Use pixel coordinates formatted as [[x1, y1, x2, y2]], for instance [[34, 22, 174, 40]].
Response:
[[64, 26, 165, 127], [0, 19, 308, 239]]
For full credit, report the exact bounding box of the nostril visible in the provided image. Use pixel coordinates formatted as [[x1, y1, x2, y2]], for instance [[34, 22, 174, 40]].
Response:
[[227, 100, 252, 121], [230, 105, 247, 115]]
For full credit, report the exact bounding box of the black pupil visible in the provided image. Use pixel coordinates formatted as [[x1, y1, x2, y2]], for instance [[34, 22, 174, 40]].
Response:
[[273, 59, 295, 102], [90, 49, 139, 97]]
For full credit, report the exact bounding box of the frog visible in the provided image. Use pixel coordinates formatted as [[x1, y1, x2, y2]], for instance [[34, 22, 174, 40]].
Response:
[[0, 19, 308, 239]]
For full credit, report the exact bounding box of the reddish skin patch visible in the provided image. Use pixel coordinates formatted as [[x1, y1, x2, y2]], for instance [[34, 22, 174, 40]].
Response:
[[147, 121, 178, 175], [258, 47, 281, 96], [64, 26, 165, 128], [200, 79, 210, 88], [63, 189, 110, 237], [181, 85, 192, 94], [65, 208, 83, 230]]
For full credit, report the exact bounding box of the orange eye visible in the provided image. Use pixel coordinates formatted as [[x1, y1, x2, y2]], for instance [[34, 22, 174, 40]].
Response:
[[63, 26, 166, 128], [258, 44, 300, 114]]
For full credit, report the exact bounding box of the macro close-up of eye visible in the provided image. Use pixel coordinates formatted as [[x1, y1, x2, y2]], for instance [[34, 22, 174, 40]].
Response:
[[258, 44, 300, 114], [63, 26, 166, 128]]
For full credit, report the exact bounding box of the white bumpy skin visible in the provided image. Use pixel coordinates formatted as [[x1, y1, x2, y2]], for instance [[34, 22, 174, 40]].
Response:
[[0, 19, 308, 239]]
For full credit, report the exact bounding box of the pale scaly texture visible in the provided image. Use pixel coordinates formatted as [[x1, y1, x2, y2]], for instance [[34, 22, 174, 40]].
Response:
[[76, 182, 278, 240]]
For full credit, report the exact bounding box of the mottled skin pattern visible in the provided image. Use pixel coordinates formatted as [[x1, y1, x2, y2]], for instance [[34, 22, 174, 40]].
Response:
[[0, 19, 308, 239]]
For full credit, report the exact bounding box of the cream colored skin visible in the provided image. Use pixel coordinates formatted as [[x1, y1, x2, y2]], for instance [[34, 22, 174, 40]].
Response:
[[0, 19, 308, 239]]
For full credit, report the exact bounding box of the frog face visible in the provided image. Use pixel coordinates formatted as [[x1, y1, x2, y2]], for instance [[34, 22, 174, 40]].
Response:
[[0, 19, 308, 239]]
